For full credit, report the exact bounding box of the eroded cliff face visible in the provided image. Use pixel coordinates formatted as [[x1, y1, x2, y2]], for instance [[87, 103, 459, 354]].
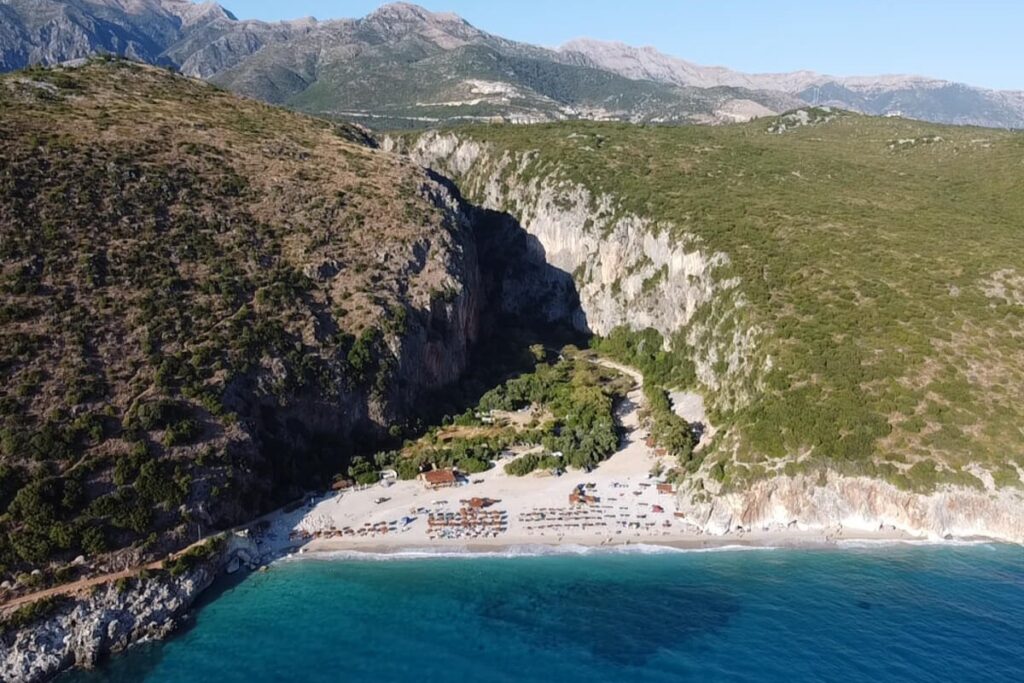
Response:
[[678, 473, 1024, 544], [390, 180, 483, 398], [386, 132, 761, 408]]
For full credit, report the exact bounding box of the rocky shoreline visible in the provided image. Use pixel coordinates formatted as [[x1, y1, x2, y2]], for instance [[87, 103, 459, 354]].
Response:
[[3, 477, 1021, 682], [0, 535, 258, 682]]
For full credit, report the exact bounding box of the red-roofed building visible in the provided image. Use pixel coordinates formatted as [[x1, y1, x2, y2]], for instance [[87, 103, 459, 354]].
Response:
[[419, 469, 457, 489]]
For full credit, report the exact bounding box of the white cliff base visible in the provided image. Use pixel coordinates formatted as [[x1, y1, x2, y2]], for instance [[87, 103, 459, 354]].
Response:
[[680, 473, 1024, 544], [1, 569, 213, 682], [1, 535, 260, 682]]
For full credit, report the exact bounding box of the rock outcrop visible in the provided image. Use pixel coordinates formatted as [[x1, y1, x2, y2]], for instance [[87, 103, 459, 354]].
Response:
[[678, 473, 1024, 544], [0, 535, 260, 682], [3, 564, 204, 680]]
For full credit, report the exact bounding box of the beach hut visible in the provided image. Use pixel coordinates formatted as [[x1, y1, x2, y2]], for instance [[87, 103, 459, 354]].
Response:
[[419, 468, 458, 489], [656, 483, 675, 495]]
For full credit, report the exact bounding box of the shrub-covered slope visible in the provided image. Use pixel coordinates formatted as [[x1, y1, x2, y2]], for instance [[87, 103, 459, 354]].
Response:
[[396, 112, 1024, 494], [0, 59, 481, 579]]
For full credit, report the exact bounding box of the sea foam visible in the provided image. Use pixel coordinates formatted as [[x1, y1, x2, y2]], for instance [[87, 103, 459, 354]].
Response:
[[287, 542, 775, 563]]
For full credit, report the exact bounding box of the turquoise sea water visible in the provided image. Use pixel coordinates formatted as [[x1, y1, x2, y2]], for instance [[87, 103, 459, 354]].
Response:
[[63, 543, 1024, 683]]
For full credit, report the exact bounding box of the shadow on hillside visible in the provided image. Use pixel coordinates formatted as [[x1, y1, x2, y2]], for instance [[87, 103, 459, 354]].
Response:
[[235, 176, 594, 518], [411, 180, 592, 429]]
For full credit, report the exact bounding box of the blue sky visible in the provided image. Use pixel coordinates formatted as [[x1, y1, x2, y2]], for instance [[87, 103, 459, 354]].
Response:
[[219, 1, 1023, 90]]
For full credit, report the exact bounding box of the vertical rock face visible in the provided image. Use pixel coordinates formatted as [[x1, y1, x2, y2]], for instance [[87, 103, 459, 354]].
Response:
[[470, 207, 587, 329], [387, 179, 483, 411], [386, 131, 760, 406], [218, 172, 485, 516]]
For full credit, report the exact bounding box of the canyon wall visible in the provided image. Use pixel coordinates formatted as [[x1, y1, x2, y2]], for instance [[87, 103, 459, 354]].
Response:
[[386, 132, 761, 408]]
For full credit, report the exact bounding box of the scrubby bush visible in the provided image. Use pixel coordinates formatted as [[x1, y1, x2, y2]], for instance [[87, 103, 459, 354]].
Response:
[[166, 536, 224, 577], [348, 457, 379, 486], [0, 596, 70, 634], [163, 418, 201, 447]]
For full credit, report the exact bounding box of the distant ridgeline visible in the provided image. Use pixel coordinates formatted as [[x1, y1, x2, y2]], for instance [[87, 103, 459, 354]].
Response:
[[393, 112, 1024, 496], [1, 1, 1023, 129]]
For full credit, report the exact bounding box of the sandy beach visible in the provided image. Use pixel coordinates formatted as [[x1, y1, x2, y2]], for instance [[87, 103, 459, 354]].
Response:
[[247, 360, 919, 562]]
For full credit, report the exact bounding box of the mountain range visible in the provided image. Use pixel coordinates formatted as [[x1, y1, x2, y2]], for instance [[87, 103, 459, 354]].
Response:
[[1, 0, 1022, 129], [560, 38, 1024, 129]]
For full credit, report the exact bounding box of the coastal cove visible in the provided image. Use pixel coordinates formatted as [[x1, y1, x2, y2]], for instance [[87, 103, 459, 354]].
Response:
[[1, 8, 1024, 683], [3, 348, 1022, 681], [60, 543, 1024, 683]]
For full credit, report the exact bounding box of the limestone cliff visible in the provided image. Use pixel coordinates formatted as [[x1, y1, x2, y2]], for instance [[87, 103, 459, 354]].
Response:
[[386, 131, 761, 409], [1, 570, 212, 681], [0, 534, 253, 682], [678, 473, 1024, 544]]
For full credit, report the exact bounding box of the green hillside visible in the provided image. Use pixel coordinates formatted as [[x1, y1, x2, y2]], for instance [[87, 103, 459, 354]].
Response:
[[408, 113, 1024, 492], [0, 59, 477, 580]]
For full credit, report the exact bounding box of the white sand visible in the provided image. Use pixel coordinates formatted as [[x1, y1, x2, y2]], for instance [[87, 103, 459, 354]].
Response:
[[249, 359, 917, 561]]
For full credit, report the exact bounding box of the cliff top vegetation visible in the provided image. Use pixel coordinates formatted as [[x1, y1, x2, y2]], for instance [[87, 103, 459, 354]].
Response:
[[404, 114, 1024, 493]]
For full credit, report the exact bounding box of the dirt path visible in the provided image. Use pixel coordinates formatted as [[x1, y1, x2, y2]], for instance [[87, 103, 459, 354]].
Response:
[[0, 527, 236, 615], [589, 356, 645, 388], [0, 559, 166, 614]]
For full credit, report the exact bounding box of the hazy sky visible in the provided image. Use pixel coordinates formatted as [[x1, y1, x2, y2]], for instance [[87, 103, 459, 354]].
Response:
[[217, 1, 1023, 91]]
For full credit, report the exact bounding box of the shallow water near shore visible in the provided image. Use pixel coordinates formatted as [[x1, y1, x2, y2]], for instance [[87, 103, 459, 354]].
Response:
[[62, 543, 1024, 683]]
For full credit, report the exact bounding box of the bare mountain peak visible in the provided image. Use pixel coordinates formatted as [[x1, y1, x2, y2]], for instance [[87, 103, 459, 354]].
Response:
[[560, 37, 739, 89], [360, 2, 484, 50], [159, 0, 236, 24], [366, 2, 465, 25], [559, 37, 959, 94], [563, 37, 663, 56], [1, 1, 1021, 128]]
